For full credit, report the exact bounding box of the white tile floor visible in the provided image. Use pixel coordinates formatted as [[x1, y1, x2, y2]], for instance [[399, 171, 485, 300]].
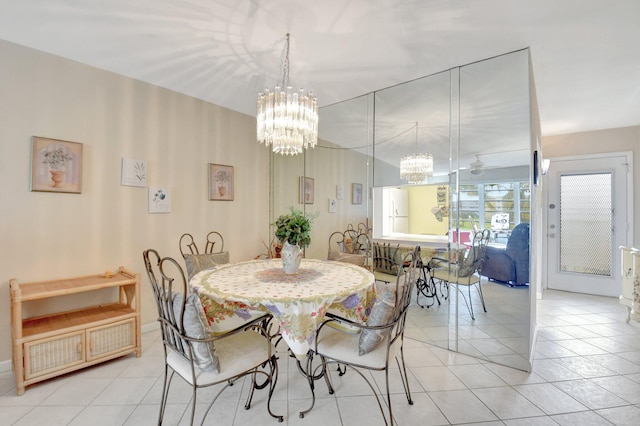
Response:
[[2, 289, 640, 425]]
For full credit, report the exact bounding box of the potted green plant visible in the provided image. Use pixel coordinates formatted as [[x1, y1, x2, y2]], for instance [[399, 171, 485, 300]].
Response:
[[273, 207, 314, 274]]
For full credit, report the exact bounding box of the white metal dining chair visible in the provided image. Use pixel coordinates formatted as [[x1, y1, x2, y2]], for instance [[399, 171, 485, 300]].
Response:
[[143, 249, 283, 425], [309, 246, 421, 425], [179, 231, 230, 280], [429, 229, 491, 320]]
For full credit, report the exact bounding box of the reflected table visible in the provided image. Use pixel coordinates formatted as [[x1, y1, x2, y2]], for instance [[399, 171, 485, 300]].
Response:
[[190, 258, 376, 359]]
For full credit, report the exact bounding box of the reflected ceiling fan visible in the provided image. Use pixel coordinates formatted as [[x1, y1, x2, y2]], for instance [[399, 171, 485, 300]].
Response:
[[469, 155, 485, 175]]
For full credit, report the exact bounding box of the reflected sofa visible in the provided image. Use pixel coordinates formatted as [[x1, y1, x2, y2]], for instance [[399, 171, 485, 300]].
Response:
[[481, 223, 530, 285]]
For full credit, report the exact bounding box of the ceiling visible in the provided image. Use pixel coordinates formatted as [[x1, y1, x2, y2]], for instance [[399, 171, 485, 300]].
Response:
[[0, 0, 638, 139]]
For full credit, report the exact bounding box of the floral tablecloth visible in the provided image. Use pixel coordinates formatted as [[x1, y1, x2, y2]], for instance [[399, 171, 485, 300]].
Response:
[[190, 259, 376, 358]]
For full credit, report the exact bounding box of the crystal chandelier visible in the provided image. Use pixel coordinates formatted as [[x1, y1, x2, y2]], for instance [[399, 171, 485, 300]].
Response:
[[257, 33, 318, 156], [400, 123, 433, 184]]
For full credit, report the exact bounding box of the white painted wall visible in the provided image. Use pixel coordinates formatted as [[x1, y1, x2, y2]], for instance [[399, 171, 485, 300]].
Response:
[[0, 40, 270, 364], [542, 126, 639, 245]]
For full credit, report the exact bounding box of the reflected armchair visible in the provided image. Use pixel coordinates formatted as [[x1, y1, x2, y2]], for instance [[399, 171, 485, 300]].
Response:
[[481, 223, 530, 286]]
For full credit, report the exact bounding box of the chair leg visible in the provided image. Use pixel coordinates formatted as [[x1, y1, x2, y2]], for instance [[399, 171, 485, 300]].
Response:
[[395, 345, 413, 406], [189, 379, 198, 426], [467, 284, 475, 320], [476, 280, 487, 313], [158, 367, 173, 425], [244, 367, 258, 410]]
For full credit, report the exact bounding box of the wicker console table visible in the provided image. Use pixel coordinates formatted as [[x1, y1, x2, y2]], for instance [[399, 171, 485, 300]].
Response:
[[10, 267, 141, 395]]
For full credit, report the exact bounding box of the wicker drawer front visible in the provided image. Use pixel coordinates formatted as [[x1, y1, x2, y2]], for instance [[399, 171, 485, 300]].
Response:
[[87, 319, 135, 360], [25, 331, 85, 379]]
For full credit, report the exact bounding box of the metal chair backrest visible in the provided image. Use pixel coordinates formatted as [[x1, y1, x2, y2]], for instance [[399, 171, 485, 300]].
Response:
[[391, 246, 421, 339], [373, 241, 400, 275], [458, 229, 490, 277], [143, 249, 190, 357], [179, 231, 225, 258]]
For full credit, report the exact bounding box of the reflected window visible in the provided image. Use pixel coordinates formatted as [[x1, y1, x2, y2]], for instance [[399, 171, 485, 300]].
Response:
[[452, 181, 530, 230]]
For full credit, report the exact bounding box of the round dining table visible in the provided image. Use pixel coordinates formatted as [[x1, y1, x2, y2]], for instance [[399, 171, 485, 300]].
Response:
[[190, 258, 376, 359]]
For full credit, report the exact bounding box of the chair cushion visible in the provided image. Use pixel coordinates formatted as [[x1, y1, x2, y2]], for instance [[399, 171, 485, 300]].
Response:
[[167, 329, 274, 386], [327, 250, 367, 267], [316, 325, 401, 369], [184, 252, 230, 280], [172, 292, 220, 372], [431, 266, 481, 285], [358, 285, 395, 355]]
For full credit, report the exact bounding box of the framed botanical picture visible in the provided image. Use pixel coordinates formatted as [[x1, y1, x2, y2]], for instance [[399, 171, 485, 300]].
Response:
[[328, 198, 337, 213], [121, 158, 147, 187], [148, 187, 172, 213], [299, 176, 314, 204], [31, 136, 83, 193], [209, 164, 234, 201], [352, 183, 363, 204]]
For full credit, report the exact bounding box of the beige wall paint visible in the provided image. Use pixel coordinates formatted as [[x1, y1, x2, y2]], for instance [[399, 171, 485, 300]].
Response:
[[0, 40, 270, 364], [542, 125, 639, 245], [263, 141, 370, 262]]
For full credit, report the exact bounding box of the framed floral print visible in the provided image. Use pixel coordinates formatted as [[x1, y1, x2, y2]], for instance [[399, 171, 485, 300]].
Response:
[[352, 183, 363, 204], [209, 163, 234, 201], [299, 176, 314, 204], [148, 186, 171, 213], [31, 136, 83, 193]]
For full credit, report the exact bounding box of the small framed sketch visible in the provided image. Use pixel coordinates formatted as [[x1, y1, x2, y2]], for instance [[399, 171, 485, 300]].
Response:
[[209, 164, 234, 201], [149, 187, 171, 213], [328, 198, 337, 213], [352, 183, 363, 204], [299, 176, 314, 204], [31, 136, 83, 193], [121, 158, 147, 187]]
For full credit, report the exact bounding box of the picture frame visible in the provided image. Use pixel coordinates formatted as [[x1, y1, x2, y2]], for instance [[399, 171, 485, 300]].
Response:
[[31, 136, 83, 193], [299, 176, 315, 204], [209, 163, 234, 201], [328, 198, 337, 213], [352, 183, 363, 204], [121, 158, 147, 187], [148, 186, 171, 213]]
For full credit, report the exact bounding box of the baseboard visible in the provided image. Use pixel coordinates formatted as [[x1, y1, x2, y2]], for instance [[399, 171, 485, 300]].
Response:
[[142, 322, 160, 334], [0, 359, 12, 373]]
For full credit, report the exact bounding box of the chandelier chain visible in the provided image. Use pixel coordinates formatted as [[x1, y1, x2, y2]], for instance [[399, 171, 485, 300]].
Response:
[[281, 33, 290, 88]]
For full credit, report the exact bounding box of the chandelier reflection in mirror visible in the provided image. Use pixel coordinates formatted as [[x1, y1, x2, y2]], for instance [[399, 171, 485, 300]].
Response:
[[257, 33, 318, 156], [400, 123, 433, 184]]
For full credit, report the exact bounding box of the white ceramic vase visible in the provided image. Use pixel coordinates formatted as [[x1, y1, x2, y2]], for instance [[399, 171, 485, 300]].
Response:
[[281, 241, 302, 274]]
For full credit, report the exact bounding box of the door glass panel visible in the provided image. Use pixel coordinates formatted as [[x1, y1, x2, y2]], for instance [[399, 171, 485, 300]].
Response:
[[559, 173, 612, 276]]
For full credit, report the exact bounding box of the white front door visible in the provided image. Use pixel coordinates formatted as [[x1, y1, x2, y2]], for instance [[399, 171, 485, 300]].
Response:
[[546, 153, 631, 297]]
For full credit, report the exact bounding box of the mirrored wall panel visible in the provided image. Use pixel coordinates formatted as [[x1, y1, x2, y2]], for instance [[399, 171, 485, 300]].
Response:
[[269, 48, 537, 372]]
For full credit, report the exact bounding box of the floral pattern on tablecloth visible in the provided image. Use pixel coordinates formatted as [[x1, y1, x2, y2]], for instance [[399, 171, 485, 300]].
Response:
[[191, 259, 376, 357]]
